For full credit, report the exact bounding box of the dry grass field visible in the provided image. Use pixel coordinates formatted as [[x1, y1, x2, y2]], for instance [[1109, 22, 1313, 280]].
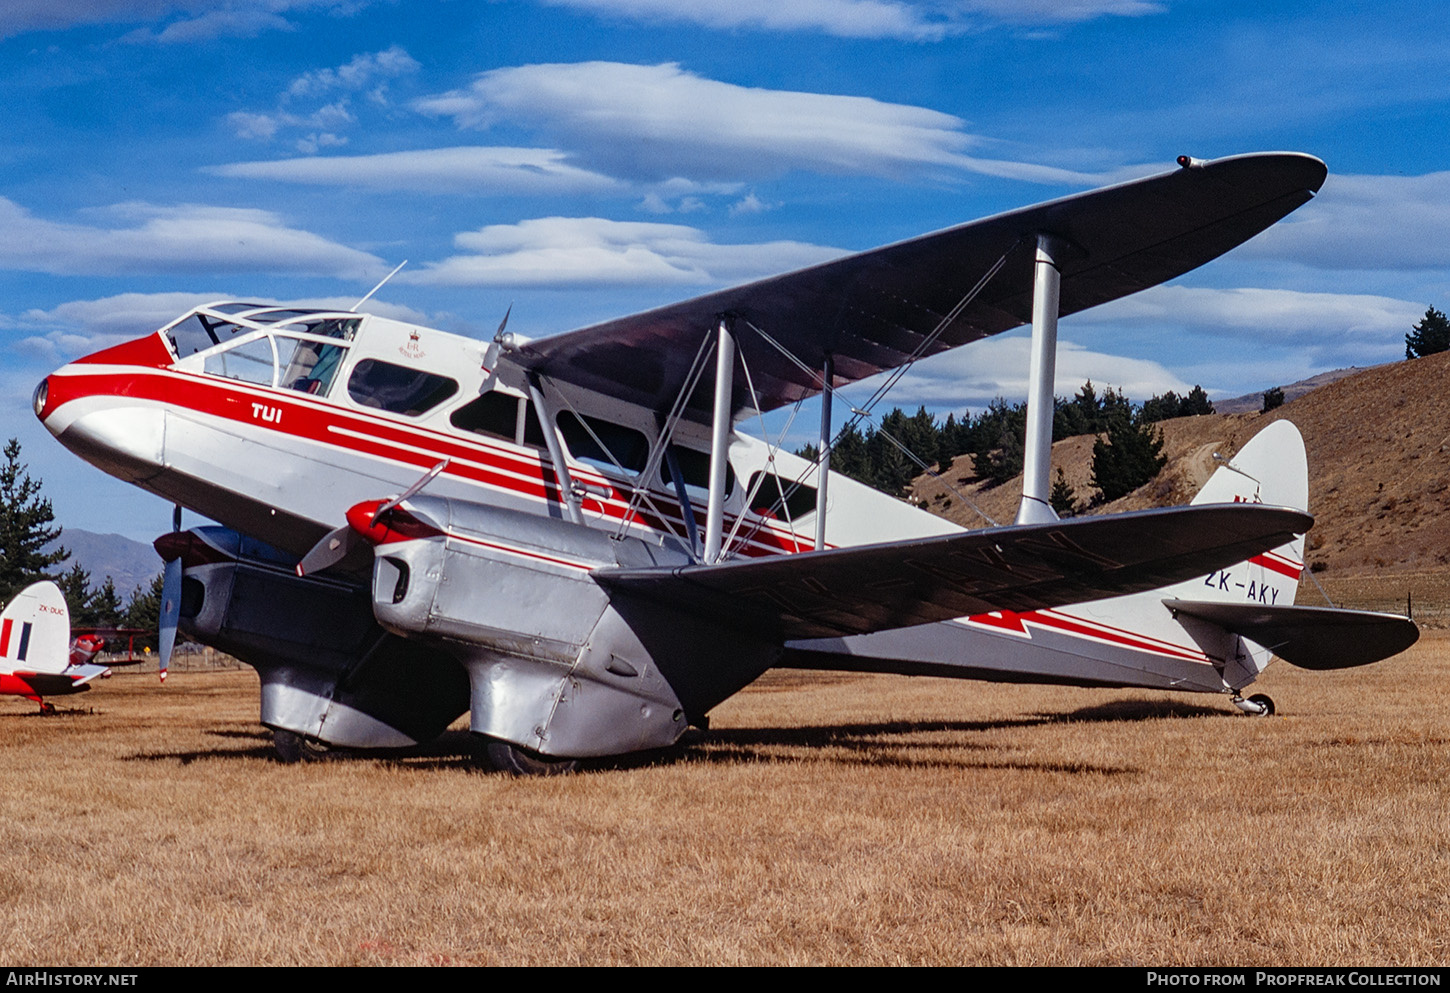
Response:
[[2, 629, 1446, 966]]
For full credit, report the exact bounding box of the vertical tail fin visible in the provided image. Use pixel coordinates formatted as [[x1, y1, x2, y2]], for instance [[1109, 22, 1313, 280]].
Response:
[[1181, 419, 1307, 613], [0, 581, 72, 675]]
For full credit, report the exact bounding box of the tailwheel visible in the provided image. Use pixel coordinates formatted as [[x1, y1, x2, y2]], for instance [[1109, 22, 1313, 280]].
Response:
[[484, 738, 578, 776], [272, 729, 326, 764], [1231, 693, 1276, 717], [38, 701, 55, 715]]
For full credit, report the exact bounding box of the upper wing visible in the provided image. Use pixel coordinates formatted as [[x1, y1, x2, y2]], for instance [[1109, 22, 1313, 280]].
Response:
[[515, 152, 1326, 419], [594, 504, 1313, 640]]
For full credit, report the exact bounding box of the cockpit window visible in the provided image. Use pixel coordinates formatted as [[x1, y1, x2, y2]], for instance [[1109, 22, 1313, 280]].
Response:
[[277, 337, 346, 395], [163, 306, 360, 359], [287, 317, 359, 341], [203, 336, 276, 386], [347, 359, 458, 416], [167, 313, 248, 358]]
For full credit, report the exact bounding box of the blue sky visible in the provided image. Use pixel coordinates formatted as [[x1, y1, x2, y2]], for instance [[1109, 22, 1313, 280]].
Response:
[[3, 0, 1448, 540]]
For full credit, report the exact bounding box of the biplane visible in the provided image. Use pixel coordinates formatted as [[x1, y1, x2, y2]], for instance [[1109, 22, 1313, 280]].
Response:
[[35, 151, 1417, 771], [0, 581, 111, 712]]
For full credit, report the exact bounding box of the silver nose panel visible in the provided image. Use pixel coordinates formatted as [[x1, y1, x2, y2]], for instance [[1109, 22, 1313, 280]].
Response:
[[53, 405, 166, 484]]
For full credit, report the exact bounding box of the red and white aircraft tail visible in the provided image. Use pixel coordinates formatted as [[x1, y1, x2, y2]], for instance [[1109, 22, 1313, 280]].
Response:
[[784, 420, 1416, 711], [0, 581, 110, 711]]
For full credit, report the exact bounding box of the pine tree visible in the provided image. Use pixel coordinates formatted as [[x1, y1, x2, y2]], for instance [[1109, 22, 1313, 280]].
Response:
[[1262, 386, 1285, 412], [0, 438, 67, 604], [1091, 415, 1167, 502], [1049, 467, 1079, 517], [56, 561, 96, 625], [1405, 306, 1450, 359], [1139, 390, 1182, 424], [1182, 385, 1214, 416], [91, 576, 124, 629], [123, 574, 164, 650], [971, 399, 1025, 486]]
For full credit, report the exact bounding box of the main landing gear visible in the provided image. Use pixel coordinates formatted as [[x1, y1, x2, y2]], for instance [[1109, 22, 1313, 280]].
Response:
[[483, 738, 578, 776], [272, 729, 327, 763], [1231, 693, 1276, 717]]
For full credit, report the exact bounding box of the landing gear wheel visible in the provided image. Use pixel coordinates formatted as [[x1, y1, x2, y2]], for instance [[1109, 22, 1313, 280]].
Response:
[[485, 739, 578, 776], [1247, 693, 1275, 717], [38, 701, 55, 715], [272, 729, 325, 763]]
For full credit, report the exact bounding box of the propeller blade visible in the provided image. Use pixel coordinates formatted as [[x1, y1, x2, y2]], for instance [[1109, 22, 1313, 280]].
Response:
[[296, 524, 361, 577], [371, 459, 449, 527], [158, 556, 182, 681], [481, 341, 501, 380], [494, 302, 512, 339]]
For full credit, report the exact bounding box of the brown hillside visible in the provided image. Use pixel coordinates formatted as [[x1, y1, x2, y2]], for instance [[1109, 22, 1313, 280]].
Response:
[[909, 351, 1450, 578]]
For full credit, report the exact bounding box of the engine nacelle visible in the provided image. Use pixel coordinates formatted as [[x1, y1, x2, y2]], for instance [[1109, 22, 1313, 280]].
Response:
[[161, 527, 468, 748], [368, 498, 778, 758]]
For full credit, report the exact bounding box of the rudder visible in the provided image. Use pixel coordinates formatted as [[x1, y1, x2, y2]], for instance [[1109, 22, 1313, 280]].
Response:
[[0, 581, 72, 675]]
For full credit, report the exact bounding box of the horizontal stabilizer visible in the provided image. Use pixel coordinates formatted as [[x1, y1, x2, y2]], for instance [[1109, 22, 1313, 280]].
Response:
[[596, 504, 1312, 640], [1165, 600, 1419, 670], [15, 664, 109, 695]]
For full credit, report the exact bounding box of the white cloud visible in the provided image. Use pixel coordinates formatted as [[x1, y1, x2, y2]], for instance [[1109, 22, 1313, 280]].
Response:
[[227, 111, 280, 141], [0, 198, 384, 279], [224, 46, 415, 148], [406, 216, 845, 288], [0, 1, 377, 43], [294, 132, 347, 154], [1076, 285, 1420, 366], [414, 62, 1140, 186], [535, 0, 1164, 40], [142, 7, 292, 42], [285, 45, 419, 99], [1247, 172, 1450, 270], [863, 333, 1191, 410], [954, 0, 1163, 23], [0, 1, 184, 39], [212, 146, 626, 195], [226, 101, 359, 143], [729, 193, 772, 216]]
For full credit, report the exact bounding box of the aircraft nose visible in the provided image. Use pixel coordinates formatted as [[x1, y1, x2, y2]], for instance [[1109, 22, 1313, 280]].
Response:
[[31, 377, 48, 421], [43, 393, 166, 484]]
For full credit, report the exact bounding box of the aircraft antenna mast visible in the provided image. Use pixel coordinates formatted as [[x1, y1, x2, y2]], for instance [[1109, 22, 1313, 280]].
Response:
[[351, 260, 408, 312]]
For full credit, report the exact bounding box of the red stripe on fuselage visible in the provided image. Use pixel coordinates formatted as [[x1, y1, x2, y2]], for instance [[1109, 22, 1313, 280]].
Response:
[[47, 365, 814, 556], [965, 607, 1212, 663], [0, 673, 41, 703], [1249, 552, 1302, 579]]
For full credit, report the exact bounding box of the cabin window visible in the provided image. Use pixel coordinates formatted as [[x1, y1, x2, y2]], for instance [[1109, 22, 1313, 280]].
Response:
[[522, 400, 546, 448], [659, 445, 735, 499], [203, 336, 276, 386], [747, 471, 817, 522], [451, 391, 521, 442], [557, 412, 649, 474], [346, 359, 459, 416], [277, 337, 346, 396]]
